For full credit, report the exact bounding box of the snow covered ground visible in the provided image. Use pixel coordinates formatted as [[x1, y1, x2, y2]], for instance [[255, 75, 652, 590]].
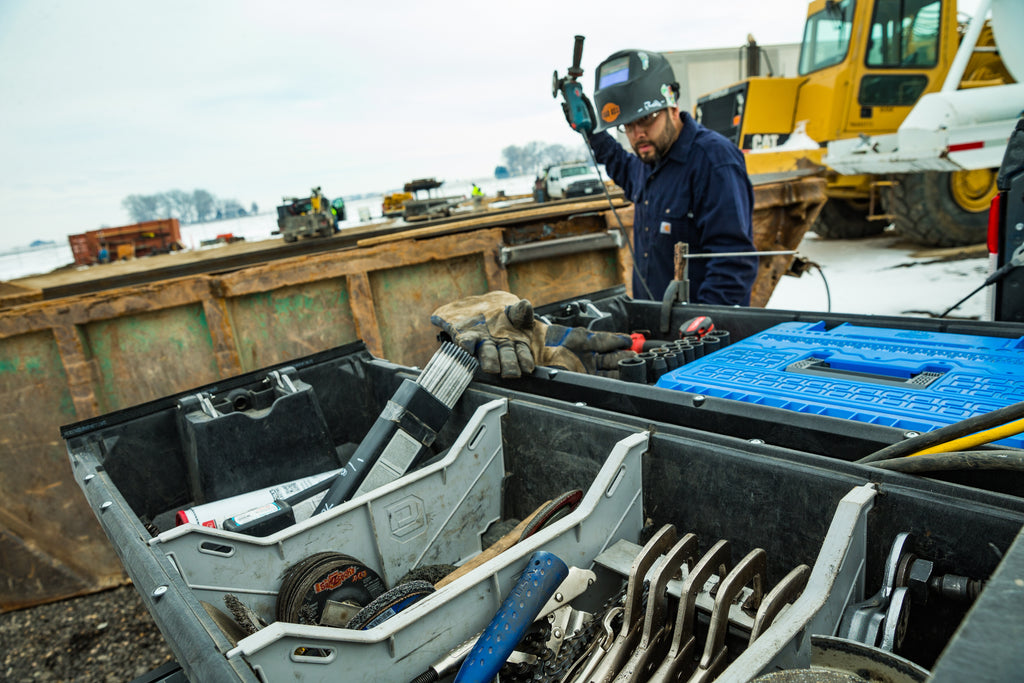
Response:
[[1, 176, 996, 322], [765, 230, 991, 320]]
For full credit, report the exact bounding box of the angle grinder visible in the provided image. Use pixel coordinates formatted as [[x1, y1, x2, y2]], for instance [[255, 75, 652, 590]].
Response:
[[552, 35, 594, 135]]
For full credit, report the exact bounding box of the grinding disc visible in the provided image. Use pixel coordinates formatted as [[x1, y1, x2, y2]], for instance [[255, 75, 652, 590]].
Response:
[[276, 552, 387, 625], [346, 579, 436, 630]]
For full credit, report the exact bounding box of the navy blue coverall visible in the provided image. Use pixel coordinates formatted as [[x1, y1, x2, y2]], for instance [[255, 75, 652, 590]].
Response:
[[589, 110, 759, 305]]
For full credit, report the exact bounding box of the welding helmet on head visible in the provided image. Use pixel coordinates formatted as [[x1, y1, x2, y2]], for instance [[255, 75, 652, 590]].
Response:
[[592, 49, 679, 133]]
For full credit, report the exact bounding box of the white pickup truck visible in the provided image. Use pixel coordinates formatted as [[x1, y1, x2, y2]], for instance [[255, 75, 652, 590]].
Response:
[[543, 162, 604, 200]]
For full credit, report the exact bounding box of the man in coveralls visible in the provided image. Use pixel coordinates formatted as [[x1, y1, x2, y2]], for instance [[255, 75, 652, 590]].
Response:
[[583, 49, 758, 305]]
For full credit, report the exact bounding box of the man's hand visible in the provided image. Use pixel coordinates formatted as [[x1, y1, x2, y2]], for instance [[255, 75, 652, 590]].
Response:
[[432, 291, 636, 378]]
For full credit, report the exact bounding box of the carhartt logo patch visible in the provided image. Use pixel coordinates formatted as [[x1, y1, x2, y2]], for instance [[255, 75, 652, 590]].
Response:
[[659, 221, 672, 234]]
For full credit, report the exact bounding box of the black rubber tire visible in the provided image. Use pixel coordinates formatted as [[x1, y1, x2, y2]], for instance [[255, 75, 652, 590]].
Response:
[[811, 198, 886, 240], [885, 172, 990, 247]]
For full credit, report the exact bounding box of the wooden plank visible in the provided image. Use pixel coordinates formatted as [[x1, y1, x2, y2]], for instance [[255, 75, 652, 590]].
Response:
[[357, 196, 630, 247], [483, 242, 510, 292], [0, 281, 41, 308], [348, 272, 385, 359], [910, 243, 987, 260], [200, 292, 244, 378], [51, 323, 100, 419]]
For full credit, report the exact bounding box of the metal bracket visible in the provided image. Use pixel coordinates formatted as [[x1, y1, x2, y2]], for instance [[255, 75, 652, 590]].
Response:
[[197, 393, 219, 418], [267, 368, 298, 395], [868, 179, 897, 222], [499, 230, 625, 266]]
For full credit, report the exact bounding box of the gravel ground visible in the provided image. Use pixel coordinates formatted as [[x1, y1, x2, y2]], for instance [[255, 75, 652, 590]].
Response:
[[1, 584, 175, 682]]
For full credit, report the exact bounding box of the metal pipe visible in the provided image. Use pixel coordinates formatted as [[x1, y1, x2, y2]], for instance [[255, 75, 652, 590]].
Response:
[[942, 0, 992, 93], [683, 250, 797, 259], [499, 231, 624, 265]]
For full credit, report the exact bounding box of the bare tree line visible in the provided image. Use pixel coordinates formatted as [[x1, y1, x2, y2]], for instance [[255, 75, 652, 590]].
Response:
[[122, 189, 258, 224], [501, 142, 588, 176]]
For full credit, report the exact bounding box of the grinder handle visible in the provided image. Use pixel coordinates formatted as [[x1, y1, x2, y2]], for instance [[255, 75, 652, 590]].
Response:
[[570, 35, 585, 78]]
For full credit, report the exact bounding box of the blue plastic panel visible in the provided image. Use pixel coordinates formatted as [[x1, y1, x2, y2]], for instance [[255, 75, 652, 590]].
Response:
[[655, 322, 1024, 448]]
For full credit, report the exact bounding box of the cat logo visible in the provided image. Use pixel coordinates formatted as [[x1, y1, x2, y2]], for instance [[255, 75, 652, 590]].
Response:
[[751, 134, 781, 150], [742, 133, 790, 151], [601, 102, 621, 123]]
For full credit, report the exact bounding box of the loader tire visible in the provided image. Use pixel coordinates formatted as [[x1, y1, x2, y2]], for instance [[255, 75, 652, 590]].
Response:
[[810, 199, 886, 240], [886, 170, 996, 247]]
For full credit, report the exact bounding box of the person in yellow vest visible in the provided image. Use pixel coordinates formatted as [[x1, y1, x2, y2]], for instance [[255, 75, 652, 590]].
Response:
[[471, 183, 484, 210]]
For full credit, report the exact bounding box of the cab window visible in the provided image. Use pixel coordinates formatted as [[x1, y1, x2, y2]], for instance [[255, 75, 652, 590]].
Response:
[[866, 0, 941, 67], [561, 166, 593, 178], [798, 0, 855, 75]]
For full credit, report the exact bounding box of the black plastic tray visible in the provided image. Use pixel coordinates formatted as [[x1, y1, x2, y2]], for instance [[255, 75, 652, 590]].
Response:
[[64, 340, 1024, 681]]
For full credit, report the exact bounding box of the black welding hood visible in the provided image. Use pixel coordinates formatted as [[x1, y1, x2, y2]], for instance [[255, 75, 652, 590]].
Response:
[[592, 49, 679, 133]]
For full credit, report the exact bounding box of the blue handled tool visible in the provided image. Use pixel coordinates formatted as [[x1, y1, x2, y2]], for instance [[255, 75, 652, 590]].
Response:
[[552, 36, 594, 135], [453, 551, 569, 683]]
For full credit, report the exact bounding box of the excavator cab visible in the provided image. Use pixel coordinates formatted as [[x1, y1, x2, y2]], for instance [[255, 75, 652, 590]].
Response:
[[696, 0, 1009, 243]]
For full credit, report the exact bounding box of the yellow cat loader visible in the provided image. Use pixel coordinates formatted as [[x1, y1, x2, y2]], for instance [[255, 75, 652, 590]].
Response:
[[696, 0, 1017, 246]]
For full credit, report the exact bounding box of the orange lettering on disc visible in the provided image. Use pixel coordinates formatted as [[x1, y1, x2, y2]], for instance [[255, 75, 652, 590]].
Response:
[[601, 103, 620, 124], [314, 566, 357, 593]]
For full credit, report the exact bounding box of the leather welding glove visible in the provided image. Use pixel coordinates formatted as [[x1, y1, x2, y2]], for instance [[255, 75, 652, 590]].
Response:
[[432, 291, 636, 378], [431, 291, 537, 378]]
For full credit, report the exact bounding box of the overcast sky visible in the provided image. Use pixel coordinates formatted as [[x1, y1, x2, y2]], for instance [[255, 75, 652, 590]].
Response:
[[0, 0, 981, 251]]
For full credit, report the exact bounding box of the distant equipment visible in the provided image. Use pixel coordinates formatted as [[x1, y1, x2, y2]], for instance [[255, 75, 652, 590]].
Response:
[[539, 161, 604, 201], [276, 186, 338, 243], [68, 218, 183, 265], [398, 178, 463, 222]]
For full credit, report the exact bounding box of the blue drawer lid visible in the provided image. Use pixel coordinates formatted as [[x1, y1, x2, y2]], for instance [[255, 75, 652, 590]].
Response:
[[655, 321, 1024, 447]]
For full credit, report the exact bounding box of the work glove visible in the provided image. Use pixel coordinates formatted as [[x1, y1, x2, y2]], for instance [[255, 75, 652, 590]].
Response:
[[431, 291, 636, 378], [431, 291, 536, 378], [538, 323, 637, 376]]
